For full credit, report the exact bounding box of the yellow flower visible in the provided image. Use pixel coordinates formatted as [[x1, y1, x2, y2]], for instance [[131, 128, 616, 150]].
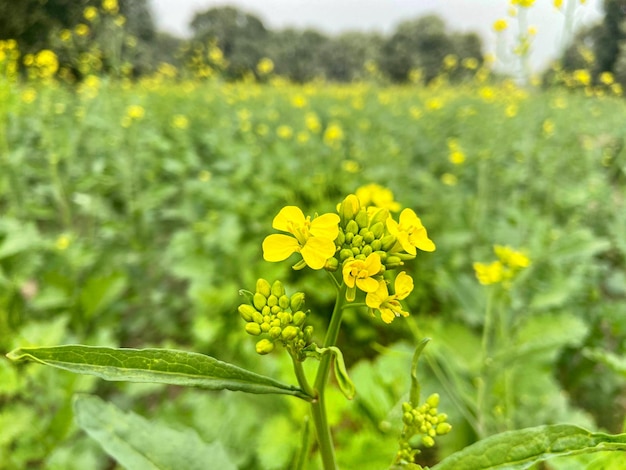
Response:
[[355, 184, 401, 212], [554, 0, 563, 7], [102, 0, 119, 14], [449, 150, 466, 165], [256, 57, 274, 75], [84, 6, 98, 21], [494, 245, 530, 269], [34, 49, 59, 78], [75, 24, 90, 37], [573, 69, 591, 86], [473, 261, 504, 285], [441, 173, 458, 186], [171, 114, 189, 129], [323, 123, 344, 147], [387, 209, 436, 255], [59, 29, 72, 42], [493, 19, 508, 32], [21, 88, 37, 104], [263, 206, 339, 270], [305, 112, 321, 133], [291, 94, 307, 108], [366, 272, 414, 323], [126, 104, 145, 120], [342, 253, 382, 301], [55, 234, 71, 251], [511, 0, 535, 7], [276, 125, 293, 140], [599, 72, 614, 85]]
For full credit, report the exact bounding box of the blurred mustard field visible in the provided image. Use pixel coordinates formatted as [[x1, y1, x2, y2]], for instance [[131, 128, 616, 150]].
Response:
[[3, 0, 626, 469]]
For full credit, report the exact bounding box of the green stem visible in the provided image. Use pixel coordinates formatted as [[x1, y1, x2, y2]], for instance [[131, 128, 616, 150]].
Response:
[[477, 287, 496, 438], [291, 352, 315, 398], [310, 282, 347, 470]]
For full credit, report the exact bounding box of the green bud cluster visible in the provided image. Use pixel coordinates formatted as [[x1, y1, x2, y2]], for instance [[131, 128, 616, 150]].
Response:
[[336, 196, 408, 271], [395, 393, 452, 464], [238, 278, 313, 356]]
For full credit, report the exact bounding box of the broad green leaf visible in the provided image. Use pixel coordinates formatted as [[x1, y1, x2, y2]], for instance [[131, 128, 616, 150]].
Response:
[[433, 424, 626, 470], [6, 345, 312, 400], [74, 394, 236, 470], [79, 273, 128, 319], [409, 338, 430, 405]]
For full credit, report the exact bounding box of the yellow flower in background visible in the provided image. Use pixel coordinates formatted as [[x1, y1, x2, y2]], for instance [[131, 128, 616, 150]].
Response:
[[323, 123, 344, 147], [494, 245, 530, 269], [511, 0, 535, 7], [55, 234, 71, 251], [198, 170, 212, 182], [291, 94, 307, 108], [493, 19, 508, 32], [554, 0, 563, 7], [387, 208, 436, 255], [343, 252, 382, 301], [449, 150, 466, 165], [305, 112, 321, 133], [171, 114, 189, 129], [263, 206, 339, 270], [59, 29, 72, 41], [356, 184, 401, 212], [256, 57, 274, 75], [34, 49, 59, 78], [441, 173, 458, 186], [542, 119, 555, 136], [425, 98, 443, 111], [75, 24, 90, 37], [102, 0, 119, 14], [366, 271, 414, 323], [276, 125, 293, 140], [342, 160, 360, 173], [473, 261, 504, 285], [462, 57, 479, 70], [84, 6, 98, 21], [505, 104, 518, 117], [21, 88, 37, 104], [126, 104, 145, 120], [573, 69, 591, 86], [599, 72, 614, 85]]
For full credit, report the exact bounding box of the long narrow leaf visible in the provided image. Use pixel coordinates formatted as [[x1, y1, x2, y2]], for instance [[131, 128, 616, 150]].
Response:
[[74, 394, 236, 470], [433, 424, 626, 470], [7, 345, 312, 400]]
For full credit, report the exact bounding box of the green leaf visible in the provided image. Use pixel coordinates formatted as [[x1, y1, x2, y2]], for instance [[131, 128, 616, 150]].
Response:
[[79, 273, 128, 319], [6, 345, 312, 400], [583, 348, 626, 376], [432, 424, 626, 470], [74, 394, 236, 470], [409, 337, 430, 405]]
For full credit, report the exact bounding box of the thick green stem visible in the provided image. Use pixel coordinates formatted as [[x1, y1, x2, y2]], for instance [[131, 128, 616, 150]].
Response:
[[477, 287, 496, 438], [310, 282, 347, 470]]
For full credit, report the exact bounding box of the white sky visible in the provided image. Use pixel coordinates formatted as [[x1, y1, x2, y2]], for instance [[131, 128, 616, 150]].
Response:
[[150, 0, 604, 72]]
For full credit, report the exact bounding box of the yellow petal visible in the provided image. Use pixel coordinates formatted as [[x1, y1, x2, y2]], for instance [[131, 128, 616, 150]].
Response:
[[410, 228, 436, 252], [262, 234, 299, 262], [356, 276, 379, 293], [399, 208, 423, 228], [366, 281, 388, 308], [365, 252, 382, 275], [380, 308, 395, 324], [301, 236, 335, 269], [394, 272, 414, 299], [272, 206, 305, 232], [309, 213, 340, 240]]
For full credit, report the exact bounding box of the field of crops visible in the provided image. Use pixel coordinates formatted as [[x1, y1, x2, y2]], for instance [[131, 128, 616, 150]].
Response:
[[2, 58, 626, 469]]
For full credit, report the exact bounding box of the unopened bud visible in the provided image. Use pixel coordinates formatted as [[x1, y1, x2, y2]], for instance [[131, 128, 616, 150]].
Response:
[[253, 293, 267, 310], [238, 304, 256, 321], [293, 310, 307, 326], [426, 393, 440, 408], [370, 208, 389, 226], [290, 292, 305, 311], [436, 422, 452, 435], [355, 209, 368, 228], [245, 322, 262, 336], [267, 295, 278, 307], [255, 339, 275, 355], [269, 326, 282, 339], [279, 295, 290, 310], [325, 257, 338, 271], [385, 255, 403, 268], [336, 230, 346, 246], [345, 220, 359, 235], [271, 280, 285, 297], [381, 234, 396, 251], [256, 279, 271, 298], [351, 234, 363, 247], [303, 325, 314, 342], [363, 231, 375, 244], [281, 325, 299, 340], [422, 435, 435, 448], [252, 311, 264, 324], [362, 245, 373, 257], [369, 221, 385, 238], [338, 194, 360, 224], [339, 248, 354, 261]]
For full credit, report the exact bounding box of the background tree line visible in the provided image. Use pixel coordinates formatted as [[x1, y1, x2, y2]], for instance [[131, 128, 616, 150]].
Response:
[[0, 0, 625, 85]]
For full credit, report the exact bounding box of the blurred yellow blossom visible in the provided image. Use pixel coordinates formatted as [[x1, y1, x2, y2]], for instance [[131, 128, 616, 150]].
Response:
[[511, 0, 535, 7], [473, 261, 504, 285], [55, 234, 71, 251], [256, 57, 274, 75], [599, 72, 614, 85], [59, 29, 72, 41], [542, 119, 555, 136], [276, 125, 293, 140], [126, 105, 145, 120], [441, 173, 458, 186], [573, 69, 591, 86], [291, 94, 307, 108], [356, 184, 401, 212], [75, 24, 90, 37], [323, 123, 344, 147], [171, 114, 189, 129], [21, 88, 37, 104], [342, 160, 360, 173], [84, 6, 98, 21], [102, 0, 119, 14], [34, 49, 59, 78], [198, 170, 212, 182], [493, 19, 508, 32], [305, 112, 321, 133]]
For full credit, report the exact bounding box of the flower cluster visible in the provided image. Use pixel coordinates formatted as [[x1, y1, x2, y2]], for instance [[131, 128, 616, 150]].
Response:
[[261, 187, 435, 324], [473, 244, 530, 286], [396, 393, 452, 465], [238, 279, 313, 357]]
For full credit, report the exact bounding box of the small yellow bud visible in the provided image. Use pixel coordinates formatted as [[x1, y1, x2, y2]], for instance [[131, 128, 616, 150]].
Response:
[[279, 295, 290, 310], [252, 311, 264, 324], [245, 322, 262, 336], [345, 220, 359, 235], [290, 292, 305, 311], [422, 435, 435, 448], [267, 295, 278, 307], [338, 194, 360, 223], [238, 304, 256, 322], [436, 422, 452, 435], [253, 293, 267, 310], [426, 393, 440, 408], [380, 234, 396, 251], [269, 326, 282, 339], [271, 280, 285, 297], [325, 257, 339, 271], [369, 208, 390, 227], [355, 210, 369, 228], [281, 325, 299, 340], [255, 339, 275, 355], [256, 279, 271, 297], [293, 311, 307, 326]]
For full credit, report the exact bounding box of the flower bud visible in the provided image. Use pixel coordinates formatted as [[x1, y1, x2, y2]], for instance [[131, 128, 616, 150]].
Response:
[[402, 402, 412, 413], [355, 209, 368, 228], [290, 292, 305, 311], [369, 208, 389, 226], [238, 304, 256, 321], [261, 322, 271, 332], [426, 393, 440, 408], [253, 293, 267, 310], [436, 422, 452, 435], [385, 255, 403, 268], [362, 245, 373, 257], [325, 257, 338, 271], [256, 278, 272, 298], [370, 239, 382, 251], [381, 234, 396, 251], [363, 231, 375, 244], [336, 230, 345, 246], [255, 339, 275, 355], [345, 220, 359, 235], [267, 295, 278, 307], [421, 435, 435, 448], [280, 312, 292, 326], [339, 248, 354, 261], [292, 310, 307, 326], [338, 194, 360, 224], [245, 322, 262, 336], [369, 221, 385, 239], [281, 325, 299, 340], [271, 280, 285, 297], [403, 412, 413, 424], [269, 326, 282, 339], [303, 325, 314, 342], [351, 234, 363, 247], [252, 311, 264, 324], [279, 295, 290, 310], [271, 305, 281, 314]]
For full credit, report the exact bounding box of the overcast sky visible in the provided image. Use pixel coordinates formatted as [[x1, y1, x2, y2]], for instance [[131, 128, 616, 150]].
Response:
[[150, 0, 604, 71]]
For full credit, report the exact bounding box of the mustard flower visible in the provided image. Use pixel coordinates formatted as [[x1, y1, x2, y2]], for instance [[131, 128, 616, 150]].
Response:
[[263, 206, 339, 270], [494, 245, 530, 269], [387, 209, 436, 255], [366, 272, 414, 323], [342, 252, 382, 301], [355, 184, 401, 212], [493, 19, 508, 32], [473, 261, 505, 285]]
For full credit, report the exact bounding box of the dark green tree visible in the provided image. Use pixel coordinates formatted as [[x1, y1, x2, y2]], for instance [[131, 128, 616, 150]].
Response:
[[190, 6, 268, 79], [268, 28, 329, 82], [318, 32, 383, 82]]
